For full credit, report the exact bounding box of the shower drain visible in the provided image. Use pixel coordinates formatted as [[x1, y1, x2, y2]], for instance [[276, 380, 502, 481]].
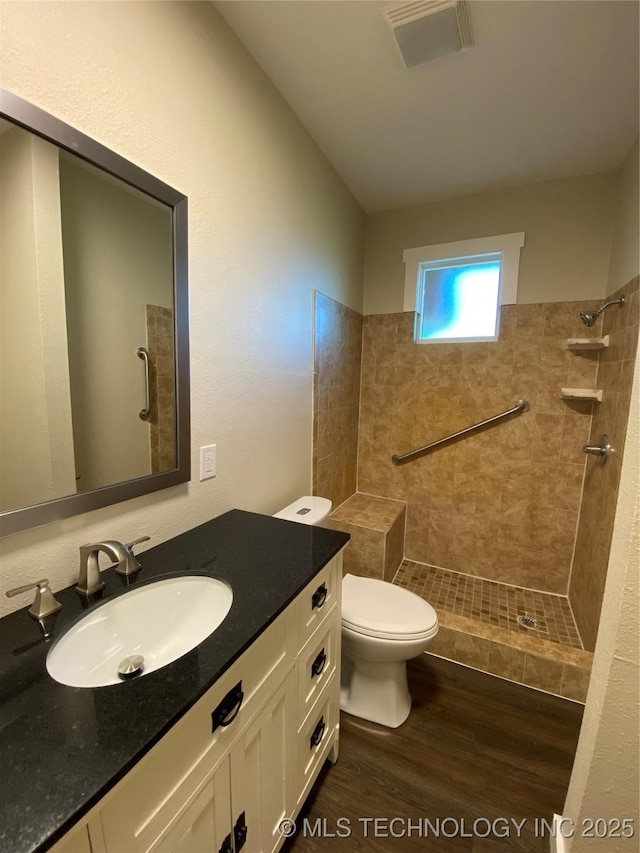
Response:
[[517, 615, 538, 630]]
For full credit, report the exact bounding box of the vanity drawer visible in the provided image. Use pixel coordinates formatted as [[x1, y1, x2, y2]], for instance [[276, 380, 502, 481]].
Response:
[[295, 674, 337, 805], [49, 823, 92, 853], [297, 554, 340, 646], [296, 609, 338, 723], [99, 604, 295, 851]]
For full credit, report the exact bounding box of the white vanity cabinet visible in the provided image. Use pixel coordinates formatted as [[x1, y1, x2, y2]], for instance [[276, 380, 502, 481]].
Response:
[[51, 552, 342, 853]]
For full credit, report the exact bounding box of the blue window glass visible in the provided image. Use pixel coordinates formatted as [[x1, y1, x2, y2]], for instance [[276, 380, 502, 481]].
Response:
[[419, 258, 501, 341]]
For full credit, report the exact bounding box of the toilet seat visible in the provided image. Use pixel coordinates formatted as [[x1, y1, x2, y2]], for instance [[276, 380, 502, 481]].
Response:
[[342, 574, 438, 641]]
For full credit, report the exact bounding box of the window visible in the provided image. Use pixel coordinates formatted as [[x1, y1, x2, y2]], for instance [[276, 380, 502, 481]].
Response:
[[403, 233, 525, 343]]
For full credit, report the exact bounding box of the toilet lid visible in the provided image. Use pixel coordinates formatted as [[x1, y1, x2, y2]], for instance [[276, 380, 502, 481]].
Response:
[[273, 496, 332, 525], [342, 574, 438, 640]]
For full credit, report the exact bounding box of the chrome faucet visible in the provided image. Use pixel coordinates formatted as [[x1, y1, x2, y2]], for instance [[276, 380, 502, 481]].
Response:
[[76, 536, 150, 598]]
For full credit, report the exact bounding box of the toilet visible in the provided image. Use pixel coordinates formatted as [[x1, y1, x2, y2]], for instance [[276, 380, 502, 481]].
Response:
[[273, 495, 332, 525], [340, 574, 438, 729], [274, 497, 439, 729]]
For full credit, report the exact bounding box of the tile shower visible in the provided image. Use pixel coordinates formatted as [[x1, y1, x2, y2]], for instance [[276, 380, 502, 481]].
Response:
[[314, 279, 639, 702], [145, 304, 176, 473]]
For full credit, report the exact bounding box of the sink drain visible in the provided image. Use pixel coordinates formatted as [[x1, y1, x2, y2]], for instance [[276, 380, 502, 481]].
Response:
[[517, 615, 538, 630], [118, 654, 145, 679]]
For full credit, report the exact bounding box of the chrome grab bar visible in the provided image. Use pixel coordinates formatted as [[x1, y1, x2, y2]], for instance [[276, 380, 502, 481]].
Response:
[[137, 346, 150, 421], [391, 399, 530, 465]]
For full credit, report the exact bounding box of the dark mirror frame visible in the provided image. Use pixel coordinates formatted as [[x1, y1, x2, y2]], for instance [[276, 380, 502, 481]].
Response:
[[0, 88, 190, 536]]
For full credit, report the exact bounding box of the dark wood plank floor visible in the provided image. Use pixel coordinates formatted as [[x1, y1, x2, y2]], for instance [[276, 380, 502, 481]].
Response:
[[284, 655, 583, 852]]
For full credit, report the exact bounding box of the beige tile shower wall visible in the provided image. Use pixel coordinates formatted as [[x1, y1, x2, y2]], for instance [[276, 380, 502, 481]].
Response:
[[570, 276, 639, 651], [328, 492, 406, 581], [145, 304, 176, 474], [313, 292, 363, 508], [357, 302, 603, 594]]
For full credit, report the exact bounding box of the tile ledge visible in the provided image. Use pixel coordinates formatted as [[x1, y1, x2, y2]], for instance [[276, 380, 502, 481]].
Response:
[[427, 652, 587, 704], [438, 610, 593, 669]]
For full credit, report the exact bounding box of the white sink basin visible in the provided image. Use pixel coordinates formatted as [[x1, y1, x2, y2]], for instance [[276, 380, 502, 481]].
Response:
[[46, 575, 233, 688]]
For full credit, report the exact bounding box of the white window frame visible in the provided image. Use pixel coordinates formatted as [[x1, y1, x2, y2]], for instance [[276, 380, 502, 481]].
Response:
[[402, 232, 525, 342]]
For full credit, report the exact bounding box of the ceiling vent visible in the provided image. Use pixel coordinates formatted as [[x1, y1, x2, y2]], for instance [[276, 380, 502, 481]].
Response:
[[383, 0, 473, 68]]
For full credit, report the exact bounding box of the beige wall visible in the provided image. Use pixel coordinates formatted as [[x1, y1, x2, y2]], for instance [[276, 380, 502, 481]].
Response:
[[0, 128, 75, 510], [32, 139, 77, 501], [0, 0, 364, 613], [364, 174, 615, 315], [607, 139, 640, 296], [60, 155, 173, 491]]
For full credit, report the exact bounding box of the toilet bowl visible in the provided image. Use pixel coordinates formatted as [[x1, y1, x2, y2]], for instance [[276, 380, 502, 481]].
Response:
[[340, 573, 438, 729]]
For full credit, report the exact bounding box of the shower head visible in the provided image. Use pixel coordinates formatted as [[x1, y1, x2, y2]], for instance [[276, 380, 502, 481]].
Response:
[[579, 296, 625, 327], [579, 310, 599, 328]]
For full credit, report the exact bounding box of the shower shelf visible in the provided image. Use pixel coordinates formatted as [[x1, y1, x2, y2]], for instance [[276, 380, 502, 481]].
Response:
[[565, 335, 609, 351], [561, 388, 603, 402]]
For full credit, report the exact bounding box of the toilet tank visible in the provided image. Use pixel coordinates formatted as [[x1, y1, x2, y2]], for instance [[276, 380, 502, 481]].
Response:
[[273, 496, 332, 526]]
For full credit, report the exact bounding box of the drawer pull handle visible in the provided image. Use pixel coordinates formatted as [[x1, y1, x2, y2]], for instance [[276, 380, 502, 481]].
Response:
[[311, 583, 327, 610], [234, 811, 247, 852], [311, 648, 327, 678], [219, 833, 233, 853], [310, 716, 326, 749], [211, 681, 244, 733]]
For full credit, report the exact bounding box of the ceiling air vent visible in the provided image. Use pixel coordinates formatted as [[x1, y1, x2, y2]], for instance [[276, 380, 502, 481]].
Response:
[[383, 0, 473, 68]]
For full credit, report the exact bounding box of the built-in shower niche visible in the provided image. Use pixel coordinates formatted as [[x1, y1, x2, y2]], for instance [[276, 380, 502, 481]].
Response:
[[313, 281, 639, 702]]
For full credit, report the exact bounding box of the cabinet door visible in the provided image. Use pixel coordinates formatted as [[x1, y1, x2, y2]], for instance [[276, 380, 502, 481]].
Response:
[[229, 672, 295, 853], [152, 763, 231, 853], [49, 823, 92, 853]]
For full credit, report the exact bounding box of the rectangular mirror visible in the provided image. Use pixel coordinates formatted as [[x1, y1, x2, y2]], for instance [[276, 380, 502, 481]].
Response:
[[0, 88, 190, 536]]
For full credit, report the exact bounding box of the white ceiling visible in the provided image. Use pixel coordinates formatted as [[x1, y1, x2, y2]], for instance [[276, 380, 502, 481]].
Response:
[[215, 0, 639, 213]]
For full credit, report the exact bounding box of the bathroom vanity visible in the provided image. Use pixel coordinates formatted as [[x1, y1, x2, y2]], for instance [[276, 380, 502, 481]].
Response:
[[0, 511, 349, 853]]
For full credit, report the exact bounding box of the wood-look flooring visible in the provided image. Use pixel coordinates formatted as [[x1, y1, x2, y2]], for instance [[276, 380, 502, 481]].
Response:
[[285, 655, 584, 852]]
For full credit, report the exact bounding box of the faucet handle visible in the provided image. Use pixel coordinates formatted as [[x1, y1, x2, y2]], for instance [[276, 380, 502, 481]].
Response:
[[6, 579, 62, 638], [6, 577, 62, 616], [126, 535, 150, 551], [6, 578, 51, 599], [116, 535, 150, 577]]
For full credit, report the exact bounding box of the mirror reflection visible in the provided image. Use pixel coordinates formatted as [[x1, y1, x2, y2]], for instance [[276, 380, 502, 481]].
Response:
[[0, 120, 176, 513]]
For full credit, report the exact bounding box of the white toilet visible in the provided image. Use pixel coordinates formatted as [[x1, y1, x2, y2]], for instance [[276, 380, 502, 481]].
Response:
[[340, 573, 438, 729], [273, 495, 332, 525], [274, 497, 439, 729]]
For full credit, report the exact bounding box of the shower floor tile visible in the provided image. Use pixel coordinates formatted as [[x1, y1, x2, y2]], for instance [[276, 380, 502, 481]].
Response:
[[395, 560, 583, 650]]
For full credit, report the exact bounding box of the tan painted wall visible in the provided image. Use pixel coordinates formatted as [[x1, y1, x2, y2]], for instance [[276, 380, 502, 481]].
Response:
[[607, 138, 640, 296], [0, 128, 75, 510], [60, 155, 173, 491], [0, 128, 52, 508], [364, 174, 615, 315], [0, 0, 364, 613], [32, 140, 77, 501]]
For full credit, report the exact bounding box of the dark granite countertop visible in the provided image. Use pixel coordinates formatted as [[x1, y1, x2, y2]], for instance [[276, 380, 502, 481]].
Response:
[[0, 509, 349, 853]]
